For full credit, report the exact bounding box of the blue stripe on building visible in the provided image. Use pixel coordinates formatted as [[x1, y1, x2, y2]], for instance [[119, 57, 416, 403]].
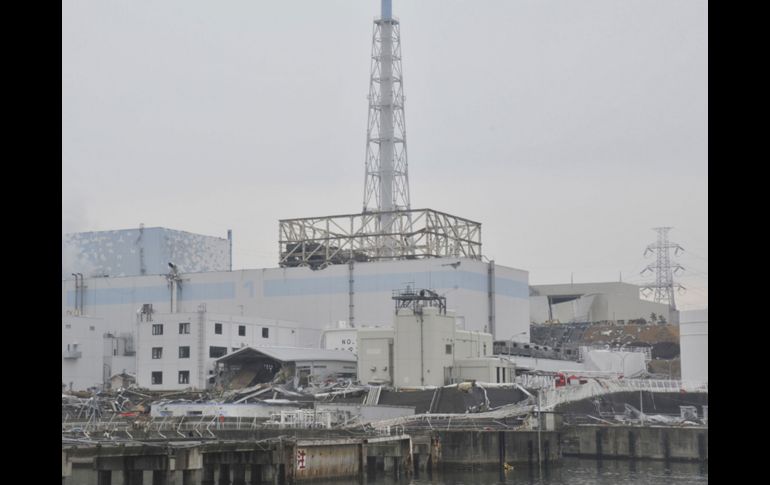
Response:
[[66, 282, 236, 306], [263, 271, 528, 299]]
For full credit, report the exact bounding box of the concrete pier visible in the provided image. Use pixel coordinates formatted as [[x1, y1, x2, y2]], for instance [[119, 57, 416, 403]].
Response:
[[63, 435, 413, 484]]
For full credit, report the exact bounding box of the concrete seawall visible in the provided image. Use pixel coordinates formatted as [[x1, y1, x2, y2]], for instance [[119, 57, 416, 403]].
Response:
[[422, 430, 560, 469], [561, 425, 708, 462], [63, 425, 707, 483]]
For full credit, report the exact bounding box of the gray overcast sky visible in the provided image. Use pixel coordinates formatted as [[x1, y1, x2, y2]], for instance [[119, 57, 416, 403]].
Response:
[[62, 0, 708, 309]]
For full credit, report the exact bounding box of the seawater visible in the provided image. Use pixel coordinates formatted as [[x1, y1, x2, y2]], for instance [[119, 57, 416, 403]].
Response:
[[311, 457, 708, 485]]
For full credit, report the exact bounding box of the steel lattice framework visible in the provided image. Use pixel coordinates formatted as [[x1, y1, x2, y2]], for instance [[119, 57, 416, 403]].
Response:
[[362, 3, 411, 260], [363, 10, 410, 215], [640, 227, 685, 309], [278, 209, 481, 268]]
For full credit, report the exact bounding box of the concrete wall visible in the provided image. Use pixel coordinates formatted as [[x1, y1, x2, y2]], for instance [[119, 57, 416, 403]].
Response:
[[435, 430, 561, 467], [62, 316, 106, 391], [320, 327, 358, 353], [62, 257, 530, 343], [357, 327, 394, 385], [454, 358, 515, 383], [454, 329, 493, 359], [680, 309, 708, 384], [393, 307, 456, 387], [561, 425, 708, 461], [62, 226, 230, 278]]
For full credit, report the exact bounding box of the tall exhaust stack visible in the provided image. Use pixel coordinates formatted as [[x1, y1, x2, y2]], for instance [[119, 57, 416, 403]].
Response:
[[363, 0, 411, 257]]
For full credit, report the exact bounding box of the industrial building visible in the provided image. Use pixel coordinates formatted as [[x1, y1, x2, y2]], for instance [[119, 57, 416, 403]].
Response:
[[62, 256, 529, 343], [215, 347, 358, 389], [62, 226, 232, 279], [356, 289, 514, 387], [529, 282, 674, 325], [60, 0, 531, 391], [136, 311, 319, 390], [61, 258, 528, 391], [62, 315, 135, 391]]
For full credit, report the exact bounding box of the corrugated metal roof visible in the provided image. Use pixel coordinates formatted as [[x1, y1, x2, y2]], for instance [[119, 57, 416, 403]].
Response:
[[217, 346, 356, 364]]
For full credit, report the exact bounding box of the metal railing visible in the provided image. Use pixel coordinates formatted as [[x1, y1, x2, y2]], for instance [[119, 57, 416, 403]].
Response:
[[538, 379, 707, 411]]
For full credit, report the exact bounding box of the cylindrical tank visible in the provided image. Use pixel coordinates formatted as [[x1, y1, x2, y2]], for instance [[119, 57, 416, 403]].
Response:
[[679, 309, 708, 385]]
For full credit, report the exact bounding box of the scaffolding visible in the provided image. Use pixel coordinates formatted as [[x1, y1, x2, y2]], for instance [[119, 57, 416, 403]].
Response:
[[278, 208, 482, 268]]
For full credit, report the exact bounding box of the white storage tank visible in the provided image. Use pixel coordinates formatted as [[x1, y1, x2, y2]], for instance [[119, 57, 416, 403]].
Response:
[[679, 309, 708, 385]]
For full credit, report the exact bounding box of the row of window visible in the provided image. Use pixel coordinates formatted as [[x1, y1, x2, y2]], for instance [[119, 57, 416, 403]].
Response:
[[152, 346, 190, 359], [63, 324, 95, 331], [151, 370, 189, 385], [150, 346, 238, 359], [151, 323, 269, 338], [153, 323, 189, 335]]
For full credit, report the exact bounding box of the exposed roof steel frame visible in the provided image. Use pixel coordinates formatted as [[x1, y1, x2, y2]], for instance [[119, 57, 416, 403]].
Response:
[[278, 209, 482, 267]]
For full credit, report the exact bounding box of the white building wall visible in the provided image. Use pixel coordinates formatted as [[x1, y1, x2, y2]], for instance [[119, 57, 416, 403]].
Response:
[[454, 330, 493, 359], [356, 328, 394, 385], [62, 316, 106, 391], [62, 257, 530, 344], [454, 358, 515, 383], [320, 327, 358, 354], [679, 309, 708, 384], [136, 312, 317, 390], [493, 264, 531, 340], [393, 307, 456, 387]]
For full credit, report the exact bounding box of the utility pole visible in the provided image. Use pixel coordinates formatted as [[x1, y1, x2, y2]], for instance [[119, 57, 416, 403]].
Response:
[[641, 227, 685, 310]]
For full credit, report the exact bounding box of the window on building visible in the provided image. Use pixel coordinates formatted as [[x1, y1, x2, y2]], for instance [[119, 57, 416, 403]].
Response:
[[483, 343, 487, 356], [152, 347, 163, 359], [238, 325, 246, 336], [215, 323, 223, 335], [89, 326, 95, 331], [151, 372, 163, 385], [445, 344, 452, 355], [152, 324, 163, 335], [65, 324, 71, 329], [179, 346, 190, 359], [209, 346, 227, 358], [178, 371, 190, 384], [179, 322, 190, 334], [262, 328, 269, 338]]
